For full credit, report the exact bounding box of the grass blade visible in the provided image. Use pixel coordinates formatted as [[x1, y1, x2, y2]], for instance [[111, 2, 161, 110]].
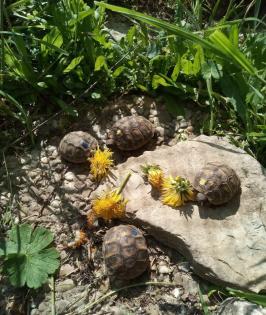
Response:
[[209, 30, 256, 75]]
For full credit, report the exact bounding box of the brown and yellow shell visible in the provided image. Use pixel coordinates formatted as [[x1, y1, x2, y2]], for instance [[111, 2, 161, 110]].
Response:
[[59, 131, 98, 163], [193, 162, 240, 205], [102, 225, 149, 280], [107, 116, 155, 151]]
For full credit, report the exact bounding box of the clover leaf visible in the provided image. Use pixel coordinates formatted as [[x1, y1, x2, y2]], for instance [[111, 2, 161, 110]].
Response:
[[0, 224, 60, 289]]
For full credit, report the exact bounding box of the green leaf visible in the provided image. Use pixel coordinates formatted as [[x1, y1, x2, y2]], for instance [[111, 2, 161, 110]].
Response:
[[193, 45, 204, 75], [181, 57, 193, 76], [227, 288, 266, 307], [229, 24, 239, 48], [202, 61, 223, 80], [209, 30, 256, 75], [63, 56, 84, 73], [152, 75, 171, 89], [171, 55, 181, 81], [220, 75, 247, 123], [95, 55, 107, 71], [41, 27, 63, 56], [126, 25, 136, 45], [1, 224, 60, 289], [113, 66, 125, 78]]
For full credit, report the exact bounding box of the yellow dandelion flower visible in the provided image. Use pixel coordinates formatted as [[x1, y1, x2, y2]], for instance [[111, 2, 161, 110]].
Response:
[[162, 176, 195, 207], [141, 164, 164, 190], [89, 148, 113, 180], [91, 190, 127, 221]]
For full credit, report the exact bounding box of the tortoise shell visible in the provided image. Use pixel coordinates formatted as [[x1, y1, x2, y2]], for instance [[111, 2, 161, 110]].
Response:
[[102, 225, 149, 280], [107, 116, 155, 151], [59, 131, 98, 163], [193, 162, 240, 205]]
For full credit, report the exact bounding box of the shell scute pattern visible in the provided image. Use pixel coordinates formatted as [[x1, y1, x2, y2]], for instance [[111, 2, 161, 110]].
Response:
[[194, 162, 240, 205], [59, 131, 98, 163], [109, 116, 155, 150], [103, 225, 149, 280]]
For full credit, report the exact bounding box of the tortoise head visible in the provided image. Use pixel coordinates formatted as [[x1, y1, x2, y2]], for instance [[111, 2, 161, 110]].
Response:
[[196, 192, 208, 204]]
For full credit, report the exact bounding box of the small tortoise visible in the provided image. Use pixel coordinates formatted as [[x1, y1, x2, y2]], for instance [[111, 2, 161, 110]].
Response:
[[193, 162, 240, 205], [103, 225, 149, 280], [59, 131, 98, 163], [107, 116, 155, 151]]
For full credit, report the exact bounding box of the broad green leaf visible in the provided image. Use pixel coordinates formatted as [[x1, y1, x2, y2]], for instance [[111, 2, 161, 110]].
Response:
[[113, 66, 125, 77], [41, 28, 63, 56], [63, 56, 84, 73], [68, 9, 94, 26], [8, 224, 32, 252], [193, 45, 204, 75], [202, 61, 223, 80], [209, 30, 256, 75], [220, 75, 247, 123], [28, 226, 54, 254], [1, 224, 60, 289], [152, 75, 171, 89], [126, 25, 136, 45], [95, 55, 107, 71], [181, 56, 193, 76], [171, 55, 181, 81]]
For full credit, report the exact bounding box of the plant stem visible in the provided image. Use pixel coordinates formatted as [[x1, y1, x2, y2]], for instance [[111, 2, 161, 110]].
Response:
[[117, 173, 132, 194], [50, 276, 56, 315]]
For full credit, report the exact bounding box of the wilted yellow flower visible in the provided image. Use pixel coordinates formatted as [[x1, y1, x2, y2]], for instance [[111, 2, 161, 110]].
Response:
[[162, 176, 195, 207], [89, 148, 113, 180], [67, 230, 88, 248], [91, 190, 127, 221], [141, 164, 164, 190]]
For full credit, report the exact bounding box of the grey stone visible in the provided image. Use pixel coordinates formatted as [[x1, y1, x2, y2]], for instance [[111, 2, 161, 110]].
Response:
[[150, 109, 158, 116], [64, 172, 75, 182], [158, 264, 172, 274], [216, 298, 266, 315], [41, 157, 49, 164], [94, 135, 266, 292], [55, 299, 69, 314], [179, 120, 188, 129], [57, 279, 75, 292]]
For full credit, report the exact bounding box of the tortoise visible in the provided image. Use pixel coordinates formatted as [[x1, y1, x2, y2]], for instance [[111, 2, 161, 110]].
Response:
[[59, 131, 98, 163], [193, 162, 241, 205], [102, 225, 149, 280], [106, 116, 155, 151]]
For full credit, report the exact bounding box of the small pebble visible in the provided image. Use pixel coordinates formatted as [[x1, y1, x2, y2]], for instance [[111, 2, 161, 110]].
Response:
[[50, 200, 61, 209], [64, 172, 75, 182], [57, 279, 75, 292], [41, 157, 49, 164], [150, 109, 158, 116], [158, 265, 171, 274], [180, 120, 188, 129], [171, 287, 181, 299]]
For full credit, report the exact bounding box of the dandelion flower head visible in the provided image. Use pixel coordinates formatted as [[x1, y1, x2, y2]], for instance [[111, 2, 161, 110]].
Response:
[[162, 176, 195, 207], [141, 164, 164, 190], [89, 148, 113, 180], [91, 190, 127, 221]]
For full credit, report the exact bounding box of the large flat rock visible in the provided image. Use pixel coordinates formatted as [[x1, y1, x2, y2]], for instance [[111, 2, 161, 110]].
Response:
[[94, 136, 266, 292]]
